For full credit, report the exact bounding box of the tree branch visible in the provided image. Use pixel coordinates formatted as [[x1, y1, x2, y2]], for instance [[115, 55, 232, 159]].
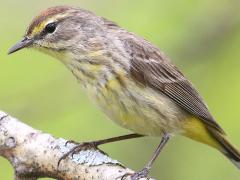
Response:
[[0, 111, 153, 180]]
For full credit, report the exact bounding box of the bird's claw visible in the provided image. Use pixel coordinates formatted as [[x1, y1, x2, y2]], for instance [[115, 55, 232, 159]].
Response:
[[58, 141, 98, 167], [64, 139, 78, 146], [121, 168, 150, 180]]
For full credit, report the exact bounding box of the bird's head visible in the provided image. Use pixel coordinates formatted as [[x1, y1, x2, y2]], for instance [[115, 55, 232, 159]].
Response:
[[8, 6, 116, 63]]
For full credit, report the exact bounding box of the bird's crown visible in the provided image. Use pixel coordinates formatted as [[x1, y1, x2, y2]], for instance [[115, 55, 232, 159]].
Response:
[[26, 6, 74, 38]]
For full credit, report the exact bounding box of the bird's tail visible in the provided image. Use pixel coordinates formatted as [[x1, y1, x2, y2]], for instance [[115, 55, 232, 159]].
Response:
[[182, 117, 240, 169], [206, 126, 240, 169]]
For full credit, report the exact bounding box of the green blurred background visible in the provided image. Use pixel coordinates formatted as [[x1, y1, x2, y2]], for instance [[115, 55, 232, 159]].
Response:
[[0, 0, 240, 179]]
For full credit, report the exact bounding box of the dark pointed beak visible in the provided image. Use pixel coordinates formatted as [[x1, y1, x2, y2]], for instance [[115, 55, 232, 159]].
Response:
[[8, 37, 33, 55]]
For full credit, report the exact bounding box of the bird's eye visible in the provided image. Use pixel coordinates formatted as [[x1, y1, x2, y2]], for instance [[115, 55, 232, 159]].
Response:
[[45, 22, 56, 33]]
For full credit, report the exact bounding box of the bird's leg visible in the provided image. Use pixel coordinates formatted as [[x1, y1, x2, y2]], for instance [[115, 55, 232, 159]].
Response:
[[58, 133, 144, 167], [122, 133, 170, 180]]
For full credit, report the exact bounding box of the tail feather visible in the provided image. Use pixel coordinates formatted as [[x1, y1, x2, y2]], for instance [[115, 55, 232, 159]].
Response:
[[182, 117, 240, 169], [206, 126, 240, 169]]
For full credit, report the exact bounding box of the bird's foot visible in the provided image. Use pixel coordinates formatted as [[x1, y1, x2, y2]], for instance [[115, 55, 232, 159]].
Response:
[[57, 134, 143, 168], [58, 140, 100, 167], [121, 167, 150, 180]]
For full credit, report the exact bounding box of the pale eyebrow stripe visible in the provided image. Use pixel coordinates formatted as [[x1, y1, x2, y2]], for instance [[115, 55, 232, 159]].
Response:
[[27, 13, 71, 38]]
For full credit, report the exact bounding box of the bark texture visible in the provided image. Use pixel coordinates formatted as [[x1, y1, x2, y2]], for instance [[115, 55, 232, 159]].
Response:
[[0, 111, 153, 180]]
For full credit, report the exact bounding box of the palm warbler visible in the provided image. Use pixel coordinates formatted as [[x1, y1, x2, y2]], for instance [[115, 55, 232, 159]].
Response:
[[8, 6, 240, 179]]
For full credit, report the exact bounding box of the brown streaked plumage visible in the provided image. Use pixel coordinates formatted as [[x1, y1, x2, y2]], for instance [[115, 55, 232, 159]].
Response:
[[8, 6, 240, 179], [124, 36, 224, 133]]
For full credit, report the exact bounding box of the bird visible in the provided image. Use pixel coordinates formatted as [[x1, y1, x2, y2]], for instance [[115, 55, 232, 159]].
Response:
[[8, 6, 240, 179]]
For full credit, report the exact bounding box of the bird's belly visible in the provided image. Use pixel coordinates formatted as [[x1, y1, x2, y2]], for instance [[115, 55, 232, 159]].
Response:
[[88, 82, 188, 136]]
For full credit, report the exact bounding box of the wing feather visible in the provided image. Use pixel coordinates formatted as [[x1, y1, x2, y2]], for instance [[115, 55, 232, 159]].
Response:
[[123, 35, 224, 133]]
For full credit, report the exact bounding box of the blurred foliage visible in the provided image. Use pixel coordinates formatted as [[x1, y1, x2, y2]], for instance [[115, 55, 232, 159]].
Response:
[[0, 0, 240, 179]]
